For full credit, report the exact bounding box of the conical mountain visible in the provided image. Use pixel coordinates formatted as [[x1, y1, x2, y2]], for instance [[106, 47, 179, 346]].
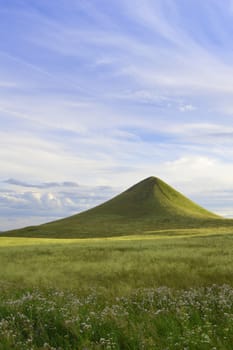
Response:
[[81, 176, 218, 219], [5, 176, 222, 238]]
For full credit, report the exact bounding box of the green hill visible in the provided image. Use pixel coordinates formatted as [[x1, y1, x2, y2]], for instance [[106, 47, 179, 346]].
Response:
[[4, 176, 231, 238]]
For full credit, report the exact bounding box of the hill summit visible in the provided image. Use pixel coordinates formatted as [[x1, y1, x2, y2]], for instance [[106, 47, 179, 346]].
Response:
[[5, 176, 222, 238], [83, 176, 218, 219]]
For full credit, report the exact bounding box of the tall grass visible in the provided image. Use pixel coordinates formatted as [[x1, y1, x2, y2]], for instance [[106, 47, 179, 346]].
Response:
[[1, 231, 233, 292], [1, 285, 233, 349], [1, 231, 233, 348]]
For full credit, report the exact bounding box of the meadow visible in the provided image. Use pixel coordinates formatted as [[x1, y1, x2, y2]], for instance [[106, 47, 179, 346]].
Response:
[[1, 229, 233, 349]]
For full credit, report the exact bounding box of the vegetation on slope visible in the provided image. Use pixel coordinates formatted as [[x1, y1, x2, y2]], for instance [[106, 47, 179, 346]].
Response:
[[4, 176, 232, 238]]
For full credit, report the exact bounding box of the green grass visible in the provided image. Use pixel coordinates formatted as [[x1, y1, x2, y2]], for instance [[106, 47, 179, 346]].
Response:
[[1, 229, 233, 292], [1, 230, 233, 348], [2, 177, 233, 348], [1, 285, 233, 349], [4, 177, 233, 238]]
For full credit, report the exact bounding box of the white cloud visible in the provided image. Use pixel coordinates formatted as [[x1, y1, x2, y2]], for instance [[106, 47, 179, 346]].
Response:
[[179, 104, 196, 112], [0, 180, 118, 230], [159, 156, 233, 195], [0, 81, 18, 88]]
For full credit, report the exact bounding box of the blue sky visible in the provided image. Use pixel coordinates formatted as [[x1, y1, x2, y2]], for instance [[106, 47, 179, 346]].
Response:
[[1, 0, 233, 230]]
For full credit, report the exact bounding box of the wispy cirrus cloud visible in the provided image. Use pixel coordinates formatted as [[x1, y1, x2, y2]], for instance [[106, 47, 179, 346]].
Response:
[[4, 179, 79, 189]]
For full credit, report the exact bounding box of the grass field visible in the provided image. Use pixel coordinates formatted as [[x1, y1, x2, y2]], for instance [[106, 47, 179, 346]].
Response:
[[1, 228, 233, 291], [2, 178, 233, 348], [1, 228, 233, 349]]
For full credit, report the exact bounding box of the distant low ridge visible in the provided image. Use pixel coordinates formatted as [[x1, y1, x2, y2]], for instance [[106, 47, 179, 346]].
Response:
[[4, 176, 230, 238]]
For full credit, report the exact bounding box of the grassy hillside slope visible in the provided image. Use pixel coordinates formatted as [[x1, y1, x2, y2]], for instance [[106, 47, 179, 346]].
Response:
[[4, 176, 233, 238]]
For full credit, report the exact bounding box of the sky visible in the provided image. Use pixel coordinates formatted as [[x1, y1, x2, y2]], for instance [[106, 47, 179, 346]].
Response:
[[1, 0, 233, 230]]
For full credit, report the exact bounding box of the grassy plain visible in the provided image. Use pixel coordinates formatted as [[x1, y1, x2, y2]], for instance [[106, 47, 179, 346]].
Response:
[[2, 178, 233, 348], [1, 228, 233, 292], [1, 229, 233, 349]]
